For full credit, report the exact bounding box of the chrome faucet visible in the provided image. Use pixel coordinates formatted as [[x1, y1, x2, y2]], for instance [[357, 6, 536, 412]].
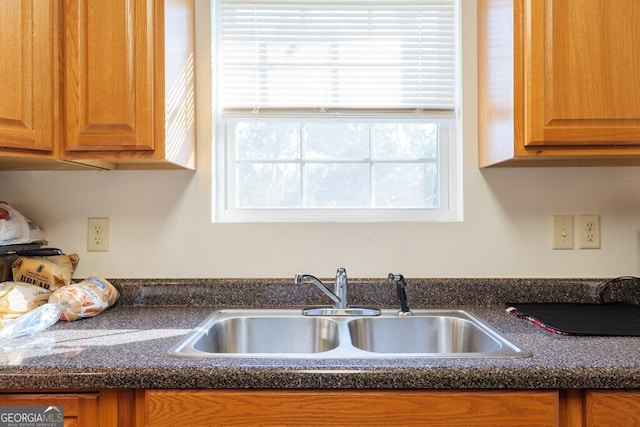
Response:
[[294, 267, 380, 316], [295, 267, 348, 309]]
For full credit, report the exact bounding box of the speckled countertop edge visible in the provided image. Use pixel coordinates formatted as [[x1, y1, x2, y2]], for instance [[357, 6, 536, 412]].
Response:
[[1, 277, 640, 391]]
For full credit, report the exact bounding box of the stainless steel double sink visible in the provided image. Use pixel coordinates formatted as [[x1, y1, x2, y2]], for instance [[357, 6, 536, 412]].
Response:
[[169, 309, 531, 359]]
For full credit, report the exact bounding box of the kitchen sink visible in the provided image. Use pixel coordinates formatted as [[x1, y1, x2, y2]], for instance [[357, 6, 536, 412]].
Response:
[[349, 316, 502, 354], [192, 316, 339, 354], [168, 309, 531, 358]]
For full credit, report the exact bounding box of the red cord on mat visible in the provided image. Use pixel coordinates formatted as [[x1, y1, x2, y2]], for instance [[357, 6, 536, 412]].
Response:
[[506, 307, 571, 335]]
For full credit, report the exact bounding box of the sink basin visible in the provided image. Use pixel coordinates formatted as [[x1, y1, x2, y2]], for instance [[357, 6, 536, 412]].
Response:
[[168, 309, 531, 358], [171, 310, 339, 356], [349, 316, 502, 354]]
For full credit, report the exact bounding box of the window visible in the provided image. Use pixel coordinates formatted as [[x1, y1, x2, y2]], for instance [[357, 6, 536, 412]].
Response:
[[213, 0, 460, 222]]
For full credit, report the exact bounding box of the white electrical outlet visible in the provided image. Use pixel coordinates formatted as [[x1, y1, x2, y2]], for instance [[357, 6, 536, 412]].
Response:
[[579, 214, 601, 249], [552, 215, 574, 250], [87, 217, 110, 252]]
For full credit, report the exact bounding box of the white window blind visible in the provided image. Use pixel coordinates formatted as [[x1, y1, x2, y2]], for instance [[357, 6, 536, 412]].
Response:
[[219, 0, 456, 115]]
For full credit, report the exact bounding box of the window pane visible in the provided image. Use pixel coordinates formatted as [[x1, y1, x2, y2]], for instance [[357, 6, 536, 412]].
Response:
[[373, 123, 439, 160], [374, 163, 438, 208], [231, 120, 447, 210], [237, 163, 300, 208], [305, 163, 369, 208], [303, 123, 369, 160], [236, 121, 299, 160]]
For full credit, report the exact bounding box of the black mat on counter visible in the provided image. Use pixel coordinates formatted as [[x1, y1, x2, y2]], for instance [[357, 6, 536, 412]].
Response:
[[506, 303, 640, 336]]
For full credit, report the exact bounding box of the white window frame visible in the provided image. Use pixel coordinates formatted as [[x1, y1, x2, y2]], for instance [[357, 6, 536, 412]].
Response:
[[212, 0, 462, 223]]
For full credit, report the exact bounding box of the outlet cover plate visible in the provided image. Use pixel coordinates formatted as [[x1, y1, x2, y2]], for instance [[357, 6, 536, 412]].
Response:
[[87, 217, 110, 252], [579, 214, 601, 249]]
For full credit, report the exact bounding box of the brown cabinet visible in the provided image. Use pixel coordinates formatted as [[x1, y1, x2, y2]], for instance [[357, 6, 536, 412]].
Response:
[[0, 1, 60, 169], [584, 390, 640, 427], [479, 0, 640, 167], [138, 389, 560, 427], [2, 388, 639, 426], [0, 392, 99, 427], [0, 0, 195, 171], [0, 390, 135, 427], [62, 0, 196, 170]]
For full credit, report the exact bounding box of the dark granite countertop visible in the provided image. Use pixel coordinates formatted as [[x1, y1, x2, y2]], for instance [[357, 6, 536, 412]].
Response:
[[1, 278, 639, 390]]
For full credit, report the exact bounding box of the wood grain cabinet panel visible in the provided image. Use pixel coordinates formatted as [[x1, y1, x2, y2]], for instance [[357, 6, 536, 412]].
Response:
[[62, 0, 196, 169], [0, 390, 136, 427], [0, 0, 195, 170], [3, 387, 639, 426], [0, 1, 58, 160], [63, 0, 155, 153], [585, 390, 640, 427], [0, 393, 99, 427], [479, 0, 640, 166], [139, 389, 560, 427]]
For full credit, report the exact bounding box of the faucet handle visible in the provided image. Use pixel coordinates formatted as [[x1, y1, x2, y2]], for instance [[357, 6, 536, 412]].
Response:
[[333, 268, 348, 309], [294, 273, 306, 285]]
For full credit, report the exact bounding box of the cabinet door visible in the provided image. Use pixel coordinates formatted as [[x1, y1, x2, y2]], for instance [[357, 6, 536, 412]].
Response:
[[0, 393, 98, 427], [0, 1, 56, 154], [63, 0, 154, 152], [526, 0, 640, 147], [585, 390, 640, 427], [141, 389, 559, 427]]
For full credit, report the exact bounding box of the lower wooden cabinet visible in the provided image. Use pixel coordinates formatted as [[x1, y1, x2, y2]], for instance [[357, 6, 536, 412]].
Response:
[[0, 392, 98, 426], [585, 390, 640, 427], [139, 389, 560, 427], [0, 390, 135, 427], [2, 388, 639, 426]]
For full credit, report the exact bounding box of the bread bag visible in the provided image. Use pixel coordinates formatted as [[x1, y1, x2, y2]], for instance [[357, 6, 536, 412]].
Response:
[[49, 276, 118, 321], [0, 282, 52, 321], [11, 254, 80, 291]]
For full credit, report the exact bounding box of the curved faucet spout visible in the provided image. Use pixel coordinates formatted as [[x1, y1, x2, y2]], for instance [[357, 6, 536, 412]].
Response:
[[295, 268, 379, 316], [295, 269, 347, 308]]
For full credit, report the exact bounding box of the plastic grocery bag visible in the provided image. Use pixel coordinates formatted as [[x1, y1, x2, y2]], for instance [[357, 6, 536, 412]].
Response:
[[0, 277, 119, 343], [0, 303, 59, 364], [0, 303, 61, 341], [0, 202, 46, 245]]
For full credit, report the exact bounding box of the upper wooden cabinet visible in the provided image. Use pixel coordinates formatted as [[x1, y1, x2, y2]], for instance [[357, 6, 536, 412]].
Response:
[[62, 0, 196, 169], [479, 0, 640, 167], [0, 1, 61, 169], [0, 0, 195, 170]]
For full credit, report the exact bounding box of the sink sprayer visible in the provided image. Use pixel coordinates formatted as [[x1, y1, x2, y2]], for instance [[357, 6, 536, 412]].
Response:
[[388, 273, 413, 316]]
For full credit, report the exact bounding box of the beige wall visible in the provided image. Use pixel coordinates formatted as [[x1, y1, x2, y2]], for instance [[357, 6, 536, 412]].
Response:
[[1, 1, 639, 279]]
